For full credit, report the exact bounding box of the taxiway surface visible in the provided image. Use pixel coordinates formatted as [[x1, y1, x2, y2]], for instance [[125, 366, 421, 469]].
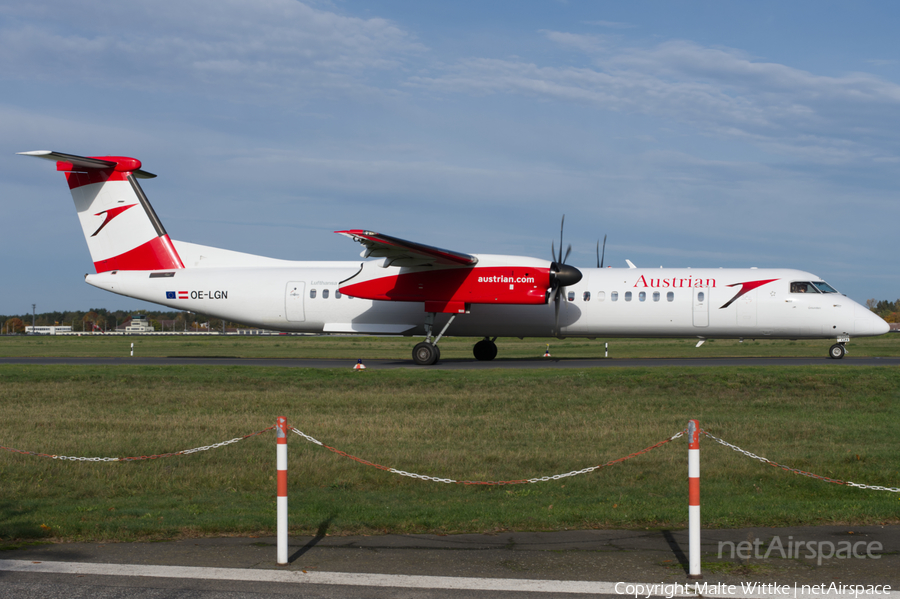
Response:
[[1, 356, 898, 369]]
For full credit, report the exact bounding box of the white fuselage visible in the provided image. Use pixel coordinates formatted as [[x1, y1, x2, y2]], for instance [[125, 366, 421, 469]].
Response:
[[85, 260, 888, 340]]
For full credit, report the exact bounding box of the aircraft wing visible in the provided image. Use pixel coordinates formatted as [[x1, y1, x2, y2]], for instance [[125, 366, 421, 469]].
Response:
[[336, 230, 478, 268]]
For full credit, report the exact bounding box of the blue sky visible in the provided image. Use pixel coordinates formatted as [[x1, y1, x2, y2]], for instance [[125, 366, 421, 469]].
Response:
[[2, 0, 898, 314]]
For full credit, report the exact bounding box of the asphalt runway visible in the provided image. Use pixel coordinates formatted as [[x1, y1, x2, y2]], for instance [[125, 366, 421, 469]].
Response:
[[1, 526, 898, 598], [1, 356, 898, 369]]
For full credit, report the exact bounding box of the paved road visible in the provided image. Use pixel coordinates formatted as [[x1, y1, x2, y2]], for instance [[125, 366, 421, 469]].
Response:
[[1, 356, 898, 369], [1, 526, 898, 598]]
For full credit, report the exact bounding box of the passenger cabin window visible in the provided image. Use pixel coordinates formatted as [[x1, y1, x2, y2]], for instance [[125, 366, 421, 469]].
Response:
[[611, 291, 618, 301], [322, 289, 329, 299], [310, 289, 316, 299], [583, 291, 591, 302], [790, 282, 820, 294], [653, 291, 660, 302], [697, 291, 705, 302], [625, 291, 632, 302], [335, 290, 342, 299], [639, 291, 646, 302], [567, 291, 575, 301], [597, 291, 605, 302], [667, 291, 674, 302]]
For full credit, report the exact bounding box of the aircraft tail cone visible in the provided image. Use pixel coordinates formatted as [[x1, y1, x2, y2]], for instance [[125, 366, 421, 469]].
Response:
[[354, 359, 366, 370]]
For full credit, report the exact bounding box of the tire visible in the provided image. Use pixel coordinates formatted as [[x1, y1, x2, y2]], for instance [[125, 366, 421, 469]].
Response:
[[473, 339, 498, 361], [413, 342, 439, 365], [829, 343, 845, 359]]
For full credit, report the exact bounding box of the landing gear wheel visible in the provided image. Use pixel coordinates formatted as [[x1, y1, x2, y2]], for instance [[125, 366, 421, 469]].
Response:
[[473, 338, 498, 361], [413, 342, 440, 365], [829, 343, 846, 360]]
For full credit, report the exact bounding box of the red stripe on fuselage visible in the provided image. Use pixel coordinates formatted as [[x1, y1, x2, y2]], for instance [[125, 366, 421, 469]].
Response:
[[92, 235, 185, 273]]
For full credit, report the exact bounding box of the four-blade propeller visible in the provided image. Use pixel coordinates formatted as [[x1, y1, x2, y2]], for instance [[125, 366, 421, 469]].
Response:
[[548, 215, 583, 334]]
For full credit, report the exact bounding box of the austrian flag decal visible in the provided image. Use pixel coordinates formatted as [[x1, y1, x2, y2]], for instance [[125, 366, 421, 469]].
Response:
[[720, 279, 778, 309], [166, 291, 189, 299]]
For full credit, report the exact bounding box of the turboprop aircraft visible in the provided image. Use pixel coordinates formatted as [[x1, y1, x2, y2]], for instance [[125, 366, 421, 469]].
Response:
[[19, 151, 890, 365]]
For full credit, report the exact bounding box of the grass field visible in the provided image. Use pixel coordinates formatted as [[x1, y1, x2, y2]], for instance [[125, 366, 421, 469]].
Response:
[[1, 332, 899, 360], [1, 339, 899, 545]]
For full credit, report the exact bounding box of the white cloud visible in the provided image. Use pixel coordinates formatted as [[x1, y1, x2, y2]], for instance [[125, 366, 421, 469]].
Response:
[[410, 34, 900, 164], [0, 0, 425, 101]]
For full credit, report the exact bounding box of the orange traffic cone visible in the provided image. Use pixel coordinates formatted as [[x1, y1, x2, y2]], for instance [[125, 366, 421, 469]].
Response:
[[543, 344, 551, 357], [354, 359, 366, 370]]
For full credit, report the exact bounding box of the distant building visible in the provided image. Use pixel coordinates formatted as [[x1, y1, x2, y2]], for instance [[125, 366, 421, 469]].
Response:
[[120, 315, 154, 333], [26, 325, 73, 335]]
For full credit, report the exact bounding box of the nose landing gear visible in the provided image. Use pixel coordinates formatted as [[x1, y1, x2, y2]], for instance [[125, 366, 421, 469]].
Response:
[[828, 343, 846, 359]]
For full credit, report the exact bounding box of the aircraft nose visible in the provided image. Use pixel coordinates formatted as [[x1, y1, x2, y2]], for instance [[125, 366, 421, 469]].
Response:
[[873, 313, 890, 335], [854, 304, 891, 336]]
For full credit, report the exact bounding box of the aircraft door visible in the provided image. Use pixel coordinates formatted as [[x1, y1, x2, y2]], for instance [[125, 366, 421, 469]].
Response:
[[285, 281, 306, 322], [693, 287, 709, 327]]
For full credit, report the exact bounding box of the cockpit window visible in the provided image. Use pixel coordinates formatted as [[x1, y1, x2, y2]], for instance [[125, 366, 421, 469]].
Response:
[[790, 282, 820, 294], [811, 281, 838, 294]]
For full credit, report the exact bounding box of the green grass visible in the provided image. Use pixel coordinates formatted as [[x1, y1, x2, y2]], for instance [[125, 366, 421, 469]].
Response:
[[1, 332, 899, 359], [1, 364, 898, 545]]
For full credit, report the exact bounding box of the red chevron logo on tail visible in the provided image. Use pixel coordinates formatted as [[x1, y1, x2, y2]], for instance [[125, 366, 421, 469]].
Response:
[[92, 204, 137, 237]]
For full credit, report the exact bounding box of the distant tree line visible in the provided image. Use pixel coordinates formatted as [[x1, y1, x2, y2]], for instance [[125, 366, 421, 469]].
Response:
[[2, 308, 251, 334], [867, 299, 900, 323]]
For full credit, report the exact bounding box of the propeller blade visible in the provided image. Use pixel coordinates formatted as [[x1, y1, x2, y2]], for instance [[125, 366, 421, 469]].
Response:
[[562, 244, 572, 265], [600, 234, 607, 269], [554, 290, 561, 334], [558, 215, 565, 263], [596, 240, 600, 268], [551, 241, 556, 264]]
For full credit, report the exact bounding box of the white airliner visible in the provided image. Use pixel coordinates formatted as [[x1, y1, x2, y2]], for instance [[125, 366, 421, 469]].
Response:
[[20, 151, 889, 364]]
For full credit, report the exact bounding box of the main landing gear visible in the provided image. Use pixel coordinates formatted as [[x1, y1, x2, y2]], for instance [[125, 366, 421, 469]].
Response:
[[473, 337, 498, 361], [411, 314, 500, 366], [411, 312, 458, 366], [413, 341, 440, 365]]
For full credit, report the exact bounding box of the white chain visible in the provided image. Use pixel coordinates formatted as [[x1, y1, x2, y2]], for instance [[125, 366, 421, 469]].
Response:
[[702, 431, 900, 493], [290, 428, 323, 445], [291, 427, 684, 486], [51, 435, 252, 462], [390, 469, 457, 484], [528, 466, 601, 483]]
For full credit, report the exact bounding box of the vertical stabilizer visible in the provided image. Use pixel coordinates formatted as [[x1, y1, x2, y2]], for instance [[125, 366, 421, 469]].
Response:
[[19, 151, 184, 272]]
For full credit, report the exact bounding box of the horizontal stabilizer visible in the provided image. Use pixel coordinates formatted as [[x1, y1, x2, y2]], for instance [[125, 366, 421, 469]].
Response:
[[18, 151, 157, 179]]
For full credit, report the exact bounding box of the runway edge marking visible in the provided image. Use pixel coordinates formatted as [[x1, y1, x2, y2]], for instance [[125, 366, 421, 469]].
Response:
[[3, 559, 898, 598]]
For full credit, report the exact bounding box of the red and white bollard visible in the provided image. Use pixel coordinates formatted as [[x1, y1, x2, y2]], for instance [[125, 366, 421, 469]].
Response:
[[276, 416, 288, 565], [687, 419, 702, 579]]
